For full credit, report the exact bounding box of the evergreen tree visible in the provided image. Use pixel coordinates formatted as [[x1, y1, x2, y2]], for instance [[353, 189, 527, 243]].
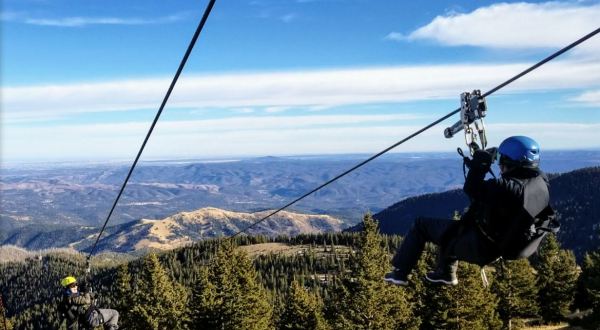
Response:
[[0, 293, 10, 330], [6, 318, 13, 330], [114, 263, 134, 329], [330, 213, 417, 330], [491, 259, 539, 329], [279, 280, 328, 330], [580, 250, 600, 326], [535, 234, 579, 323], [130, 253, 189, 329], [189, 241, 273, 329], [407, 243, 437, 324], [421, 262, 502, 330]]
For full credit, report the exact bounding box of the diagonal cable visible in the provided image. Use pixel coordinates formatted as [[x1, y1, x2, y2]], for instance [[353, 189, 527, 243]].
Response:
[[230, 26, 600, 239], [87, 0, 217, 260]]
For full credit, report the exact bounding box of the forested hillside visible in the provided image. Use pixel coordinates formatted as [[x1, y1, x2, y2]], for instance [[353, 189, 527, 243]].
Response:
[[368, 167, 600, 259], [2, 215, 599, 329]]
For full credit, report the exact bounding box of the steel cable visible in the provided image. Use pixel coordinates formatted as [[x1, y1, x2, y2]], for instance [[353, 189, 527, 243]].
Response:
[[87, 0, 217, 261]]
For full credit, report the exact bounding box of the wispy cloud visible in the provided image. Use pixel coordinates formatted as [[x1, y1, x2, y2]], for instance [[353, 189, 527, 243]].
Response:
[[280, 13, 297, 23], [4, 120, 599, 161], [572, 89, 600, 107], [390, 2, 600, 54], [384, 32, 405, 42], [2, 11, 187, 27], [4, 60, 600, 123]]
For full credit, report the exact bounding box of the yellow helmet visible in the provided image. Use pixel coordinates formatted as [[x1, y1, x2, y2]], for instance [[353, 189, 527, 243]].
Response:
[[61, 276, 77, 288]]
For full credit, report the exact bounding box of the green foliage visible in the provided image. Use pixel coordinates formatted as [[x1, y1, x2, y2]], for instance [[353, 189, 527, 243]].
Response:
[[535, 234, 579, 323], [114, 263, 135, 329], [407, 243, 437, 322], [1, 311, 12, 330], [2, 231, 586, 328], [189, 241, 273, 329], [582, 250, 600, 311], [491, 259, 539, 328], [279, 280, 328, 330], [329, 214, 417, 330], [130, 253, 189, 329], [579, 249, 600, 327], [421, 262, 502, 330]]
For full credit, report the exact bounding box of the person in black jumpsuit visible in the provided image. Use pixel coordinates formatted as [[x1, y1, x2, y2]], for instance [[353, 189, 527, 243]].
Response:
[[384, 136, 555, 286]]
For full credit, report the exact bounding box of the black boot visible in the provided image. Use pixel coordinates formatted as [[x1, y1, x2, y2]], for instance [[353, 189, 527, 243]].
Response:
[[383, 268, 409, 286], [425, 261, 458, 285]]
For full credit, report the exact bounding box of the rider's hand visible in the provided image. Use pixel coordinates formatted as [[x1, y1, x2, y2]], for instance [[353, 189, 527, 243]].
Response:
[[470, 149, 494, 171]]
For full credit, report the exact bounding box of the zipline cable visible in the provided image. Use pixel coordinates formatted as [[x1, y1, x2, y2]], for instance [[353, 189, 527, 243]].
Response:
[[87, 0, 217, 261], [229, 26, 600, 239]]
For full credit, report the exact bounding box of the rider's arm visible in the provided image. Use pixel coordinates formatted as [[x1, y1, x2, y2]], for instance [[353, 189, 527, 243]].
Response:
[[463, 150, 494, 199], [68, 292, 92, 305]]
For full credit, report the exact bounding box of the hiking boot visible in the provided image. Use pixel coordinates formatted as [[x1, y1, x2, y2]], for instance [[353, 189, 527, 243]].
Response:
[[425, 269, 458, 285], [383, 268, 409, 286]]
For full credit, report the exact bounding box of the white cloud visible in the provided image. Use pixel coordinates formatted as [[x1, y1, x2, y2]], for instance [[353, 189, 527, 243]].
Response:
[[4, 60, 600, 123], [3, 12, 186, 27], [264, 106, 291, 113], [396, 2, 600, 53], [572, 89, 600, 106], [384, 32, 405, 41]]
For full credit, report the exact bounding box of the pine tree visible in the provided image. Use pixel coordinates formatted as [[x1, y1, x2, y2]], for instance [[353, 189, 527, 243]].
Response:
[[4, 317, 13, 330], [279, 280, 328, 330], [0, 293, 10, 330], [421, 262, 502, 330], [407, 243, 437, 322], [114, 263, 134, 329], [130, 253, 189, 329], [580, 250, 600, 325], [189, 241, 273, 329], [535, 234, 579, 323], [491, 259, 539, 329], [330, 213, 417, 330]]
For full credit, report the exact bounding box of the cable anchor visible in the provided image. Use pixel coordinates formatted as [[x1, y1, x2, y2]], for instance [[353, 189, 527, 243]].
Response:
[[444, 90, 488, 155]]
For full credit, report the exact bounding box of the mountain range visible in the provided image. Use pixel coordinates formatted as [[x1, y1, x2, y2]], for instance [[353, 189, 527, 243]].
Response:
[[2, 151, 597, 235], [1, 152, 598, 256], [2, 167, 598, 258]]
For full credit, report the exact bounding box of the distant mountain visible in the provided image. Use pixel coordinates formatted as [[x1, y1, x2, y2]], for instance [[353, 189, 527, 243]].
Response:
[[2, 150, 597, 230], [351, 167, 600, 259], [2, 207, 343, 253]]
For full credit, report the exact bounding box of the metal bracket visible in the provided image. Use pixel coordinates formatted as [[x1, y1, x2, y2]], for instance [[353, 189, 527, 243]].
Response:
[[444, 90, 488, 155]]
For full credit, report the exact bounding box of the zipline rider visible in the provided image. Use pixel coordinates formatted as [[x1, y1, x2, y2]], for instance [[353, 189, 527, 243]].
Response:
[[384, 136, 558, 286], [59, 276, 119, 330]]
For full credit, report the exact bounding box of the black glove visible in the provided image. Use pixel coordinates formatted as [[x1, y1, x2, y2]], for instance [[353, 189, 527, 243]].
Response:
[[470, 149, 495, 171], [79, 282, 90, 294]]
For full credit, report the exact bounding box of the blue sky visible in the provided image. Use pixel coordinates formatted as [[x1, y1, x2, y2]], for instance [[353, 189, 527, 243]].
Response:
[[1, 0, 599, 162]]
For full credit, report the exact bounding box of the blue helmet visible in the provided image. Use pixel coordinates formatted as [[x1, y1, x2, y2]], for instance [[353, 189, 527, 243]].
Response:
[[498, 136, 540, 168]]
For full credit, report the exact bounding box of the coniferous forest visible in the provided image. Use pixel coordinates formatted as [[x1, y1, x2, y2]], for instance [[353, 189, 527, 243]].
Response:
[[1, 214, 600, 329]]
